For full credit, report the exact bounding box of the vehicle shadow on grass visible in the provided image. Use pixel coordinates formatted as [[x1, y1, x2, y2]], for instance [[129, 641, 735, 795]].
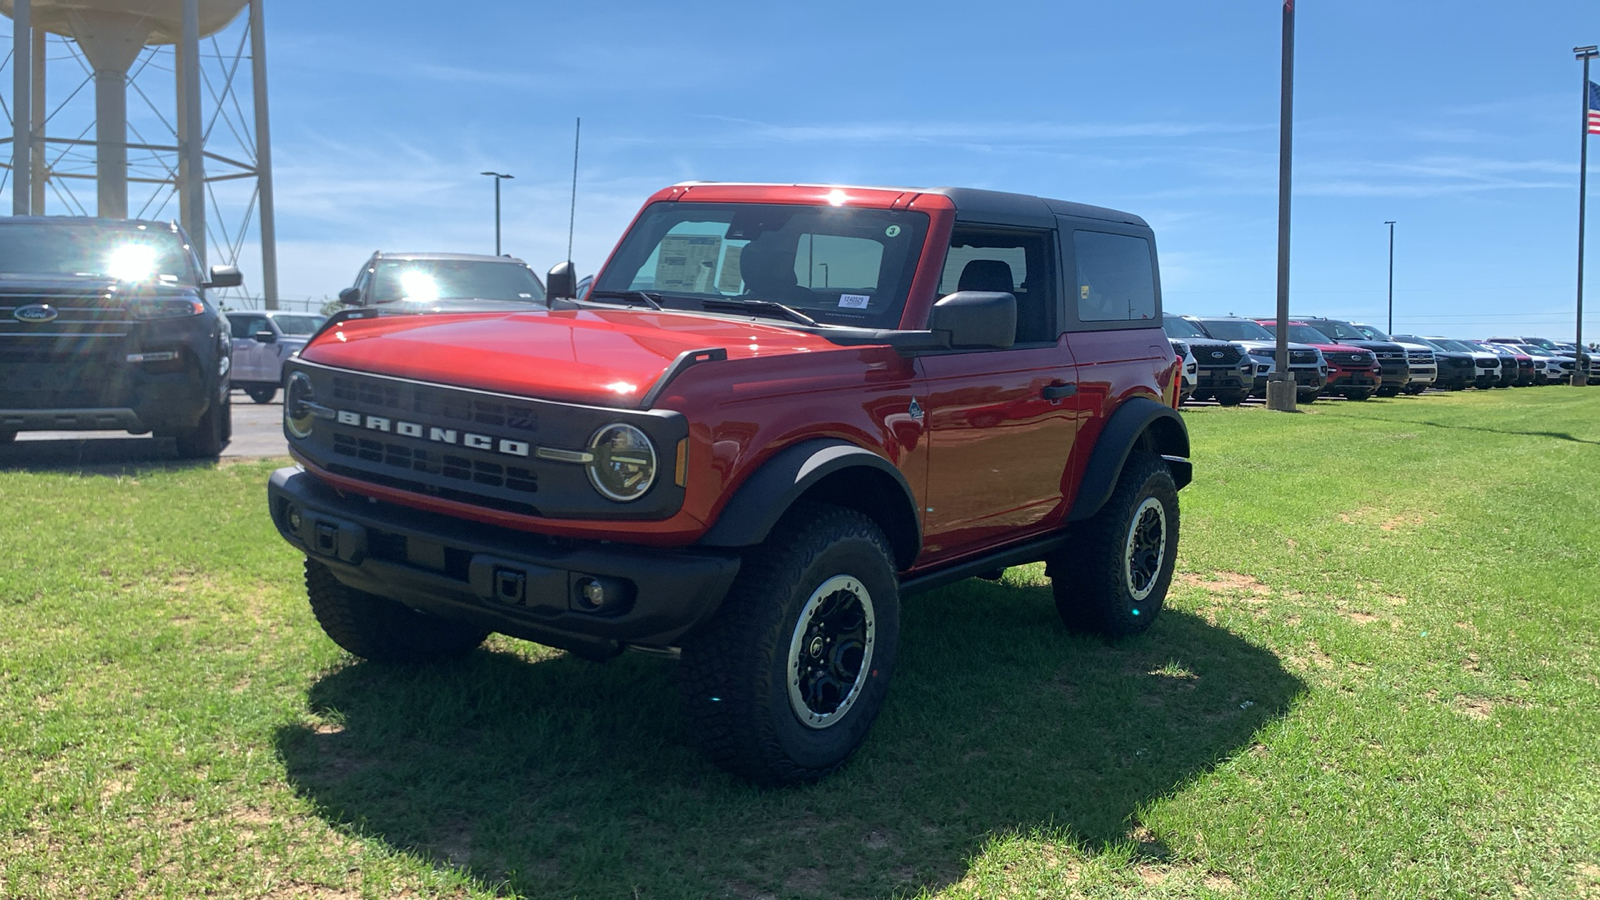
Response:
[[275, 580, 1303, 898], [0, 436, 206, 474], [1317, 411, 1600, 446]]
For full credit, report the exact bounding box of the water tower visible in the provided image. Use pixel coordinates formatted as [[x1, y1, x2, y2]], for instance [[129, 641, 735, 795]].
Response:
[[2, 0, 280, 308]]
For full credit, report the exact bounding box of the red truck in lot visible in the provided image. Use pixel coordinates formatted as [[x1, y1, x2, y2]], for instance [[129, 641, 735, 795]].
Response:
[[267, 183, 1191, 784]]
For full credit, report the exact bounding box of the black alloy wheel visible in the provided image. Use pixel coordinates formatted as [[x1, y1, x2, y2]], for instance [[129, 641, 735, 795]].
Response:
[[245, 385, 278, 404]]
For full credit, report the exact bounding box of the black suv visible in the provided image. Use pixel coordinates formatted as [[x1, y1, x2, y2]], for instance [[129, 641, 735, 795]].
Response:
[[0, 217, 241, 457], [1391, 335, 1475, 390], [338, 251, 547, 309], [1163, 313, 1251, 405]]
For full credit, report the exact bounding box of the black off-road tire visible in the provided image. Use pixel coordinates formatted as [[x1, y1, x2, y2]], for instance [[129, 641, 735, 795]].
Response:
[[1375, 386, 1400, 398], [1047, 453, 1179, 639], [304, 559, 489, 663], [1214, 390, 1246, 407], [245, 385, 278, 404], [173, 393, 230, 459], [1343, 388, 1373, 401], [679, 503, 900, 786], [1297, 390, 1319, 404]]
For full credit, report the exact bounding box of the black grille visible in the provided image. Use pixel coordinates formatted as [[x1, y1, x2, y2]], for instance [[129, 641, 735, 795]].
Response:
[[1406, 350, 1434, 364], [331, 375, 542, 435], [1446, 357, 1474, 369], [1198, 345, 1241, 365], [1376, 350, 1403, 361], [1290, 350, 1317, 364], [0, 296, 134, 338], [332, 432, 539, 495], [1331, 352, 1373, 365]]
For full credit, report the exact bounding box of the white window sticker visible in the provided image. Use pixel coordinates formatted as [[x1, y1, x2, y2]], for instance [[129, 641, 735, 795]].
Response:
[[838, 294, 871, 309]]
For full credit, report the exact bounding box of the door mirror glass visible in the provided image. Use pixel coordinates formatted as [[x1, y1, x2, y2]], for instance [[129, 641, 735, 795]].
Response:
[[337, 286, 362, 305], [253, 329, 277, 344], [205, 265, 243, 288], [928, 291, 1016, 350]]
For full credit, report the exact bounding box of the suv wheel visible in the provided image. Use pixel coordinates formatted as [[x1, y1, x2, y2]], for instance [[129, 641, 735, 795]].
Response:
[[1375, 386, 1400, 397], [679, 502, 900, 785], [304, 559, 489, 662], [245, 385, 278, 404], [1343, 388, 1372, 401], [174, 393, 231, 459], [1047, 453, 1179, 638], [1214, 390, 1246, 406]]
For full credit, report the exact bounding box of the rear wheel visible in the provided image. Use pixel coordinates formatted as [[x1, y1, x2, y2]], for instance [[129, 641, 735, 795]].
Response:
[[305, 559, 489, 662], [245, 385, 278, 404], [1047, 453, 1179, 638], [679, 503, 900, 785]]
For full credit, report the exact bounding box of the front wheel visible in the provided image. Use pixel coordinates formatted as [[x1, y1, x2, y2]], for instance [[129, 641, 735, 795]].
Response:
[[1343, 388, 1372, 401], [173, 394, 230, 459], [679, 503, 900, 786], [245, 385, 278, 404], [305, 559, 489, 662], [1047, 453, 1179, 638], [1214, 390, 1246, 407]]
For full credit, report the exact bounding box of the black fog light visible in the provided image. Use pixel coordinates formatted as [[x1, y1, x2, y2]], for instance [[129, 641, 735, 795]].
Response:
[[287, 505, 302, 532], [570, 575, 634, 614]]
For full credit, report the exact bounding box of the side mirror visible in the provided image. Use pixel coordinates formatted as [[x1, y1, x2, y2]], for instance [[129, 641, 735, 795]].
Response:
[[338, 287, 362, 306], [547, 261, 577, 300], [205, 265, 243, 288], [928, 291, 1016, 350], [253, 329, 277, 344]]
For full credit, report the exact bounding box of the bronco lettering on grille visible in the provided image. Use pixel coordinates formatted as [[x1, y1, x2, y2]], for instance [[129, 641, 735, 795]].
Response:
[[335, 408, 531, 458]]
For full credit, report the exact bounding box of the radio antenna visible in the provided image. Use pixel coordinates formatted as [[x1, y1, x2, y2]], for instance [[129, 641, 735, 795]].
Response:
[[567, 117, 581, 265]]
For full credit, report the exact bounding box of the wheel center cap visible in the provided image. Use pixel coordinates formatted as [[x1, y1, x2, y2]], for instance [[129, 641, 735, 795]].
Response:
[[808, 635, 825, 658]]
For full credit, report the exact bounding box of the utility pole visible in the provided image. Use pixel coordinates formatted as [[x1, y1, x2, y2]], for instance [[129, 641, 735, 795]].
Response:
[[1267, 0, 1297, 412], [1385, 220, 1396, 334], [481, 171, 513, 256], [1574, 45, 1597, 386]]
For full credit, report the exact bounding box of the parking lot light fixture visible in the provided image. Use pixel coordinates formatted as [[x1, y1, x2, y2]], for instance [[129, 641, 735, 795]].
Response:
[[481, 171, 514, 256]]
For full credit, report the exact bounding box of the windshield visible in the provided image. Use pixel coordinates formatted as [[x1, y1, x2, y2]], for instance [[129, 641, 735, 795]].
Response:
[[1195, 319, 1273, 341], [1393, 335, 1444, 351], [1163, 316, 1208, 339], [0, 221, 197, 283], [1352, 323, 1392, 340], [1430, 339, 1473, 353], [592, 202, 930, 328], [272, 314, 325, 335], [368, 259, 546, 307], [1260, 322, 1334, 343], [1311, 320, 1369, 342]]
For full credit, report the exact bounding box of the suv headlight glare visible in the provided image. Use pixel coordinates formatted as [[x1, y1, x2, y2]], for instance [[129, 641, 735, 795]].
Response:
[[285, 371, 316, 439], [587, 423, 657, 502]]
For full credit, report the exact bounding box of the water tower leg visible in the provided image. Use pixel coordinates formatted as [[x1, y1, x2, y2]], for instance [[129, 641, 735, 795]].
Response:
[[31, 27, 46, 214], [250, 0, 279, 310], [94, 68, 128, 218], [11, 0, 30, 215], [179, 0, 206, 265]]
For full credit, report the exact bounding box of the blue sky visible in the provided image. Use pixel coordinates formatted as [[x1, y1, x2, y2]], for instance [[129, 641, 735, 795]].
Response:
[[5, 1, 1599, 340]]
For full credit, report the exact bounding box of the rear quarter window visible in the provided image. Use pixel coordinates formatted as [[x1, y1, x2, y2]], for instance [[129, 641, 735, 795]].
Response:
[[1074, 231, 1156, 323]]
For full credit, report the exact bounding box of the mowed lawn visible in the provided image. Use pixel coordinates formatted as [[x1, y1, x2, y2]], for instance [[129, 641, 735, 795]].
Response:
[[1, 388, 1597, 899]]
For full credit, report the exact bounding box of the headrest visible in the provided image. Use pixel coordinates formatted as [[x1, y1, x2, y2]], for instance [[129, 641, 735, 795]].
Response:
[[958, 259, 1014, 294], [738, 238, 797, 293]]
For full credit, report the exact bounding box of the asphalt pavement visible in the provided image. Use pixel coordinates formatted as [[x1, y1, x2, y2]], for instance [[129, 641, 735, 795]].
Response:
[[0, 390, 289, 468]]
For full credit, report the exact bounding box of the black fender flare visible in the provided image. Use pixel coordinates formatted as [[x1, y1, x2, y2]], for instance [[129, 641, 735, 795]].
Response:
[[1067, 397, 1191, 523], [698, 438, 922, 567]]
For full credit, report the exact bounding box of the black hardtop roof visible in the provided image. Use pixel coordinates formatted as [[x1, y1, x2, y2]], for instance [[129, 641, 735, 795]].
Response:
[[670, 182, 1148, 228]]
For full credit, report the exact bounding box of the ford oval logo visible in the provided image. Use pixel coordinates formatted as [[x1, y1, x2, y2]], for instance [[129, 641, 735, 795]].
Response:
[[1210, 351, 1225, 359], [14, 304, 58, 323]]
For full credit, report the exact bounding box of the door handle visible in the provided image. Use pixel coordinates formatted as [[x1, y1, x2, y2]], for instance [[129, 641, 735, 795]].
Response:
[[1042, 383, 1077, 400]]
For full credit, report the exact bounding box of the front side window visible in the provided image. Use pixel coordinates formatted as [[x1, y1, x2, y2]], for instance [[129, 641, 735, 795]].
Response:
[[0, 223, 196, 284], [272, 315, 326, 336], [1197, 319, 1274, 342], [939, 228, 1057, 343], [1163, 316, 1208, 340], [593, 202, 930, 328], [1074, 231, 1155, 322]]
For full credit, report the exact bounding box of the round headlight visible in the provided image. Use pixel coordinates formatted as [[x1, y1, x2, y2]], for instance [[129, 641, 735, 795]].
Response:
[[284, 371, 316, 439], [586, 423, 657, 502]]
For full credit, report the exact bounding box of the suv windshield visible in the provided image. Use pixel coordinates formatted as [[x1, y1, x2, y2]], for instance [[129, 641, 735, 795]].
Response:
[[0, 221, 196, 283], [1352, 323, 1393, 340], [369, 259, 546, 308], [1392, 335, 1445, 351], [1260, 322, 1334, 344], [592, 202, 930, 328], [1163, 316, 1209, 339], [1311, 320, 1373, 342], [1195, 319, 1273, 342]]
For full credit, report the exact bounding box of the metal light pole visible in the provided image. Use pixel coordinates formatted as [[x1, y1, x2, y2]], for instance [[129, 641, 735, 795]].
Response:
[[481, 171, 513, 256], [1385, 220, 1396, 334], [1574, 46, 1597, 386], [1267, 0, 1297, 412]]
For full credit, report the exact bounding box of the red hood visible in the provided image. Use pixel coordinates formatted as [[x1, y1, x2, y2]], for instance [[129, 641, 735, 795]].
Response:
[[299, 308, 842, 407], [1307, 342, 1370, 355]]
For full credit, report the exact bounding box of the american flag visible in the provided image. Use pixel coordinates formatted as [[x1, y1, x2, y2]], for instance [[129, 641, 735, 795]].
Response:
[[1591, 80, 1600, 135]]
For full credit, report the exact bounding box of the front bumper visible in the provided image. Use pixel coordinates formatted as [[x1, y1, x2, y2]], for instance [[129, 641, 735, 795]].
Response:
[[267, 466, 742, 655]]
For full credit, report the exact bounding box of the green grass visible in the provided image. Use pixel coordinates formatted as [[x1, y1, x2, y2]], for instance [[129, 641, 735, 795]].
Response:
[[2, 388, 1598, 898]]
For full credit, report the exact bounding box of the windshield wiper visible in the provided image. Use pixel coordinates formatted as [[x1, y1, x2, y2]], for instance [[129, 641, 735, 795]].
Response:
[[701, 297, 820, 328], [586, 289, 664, 311]]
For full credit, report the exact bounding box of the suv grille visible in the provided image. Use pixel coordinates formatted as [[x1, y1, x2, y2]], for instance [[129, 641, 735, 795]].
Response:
[[332, 433, 540, 495], [330, 374, 543, 436], [1329, 351, 1372, 365], [1406, 349, 1435, 365], [1376, 350, 1403, 361], [1289, 349, 1318, 364], [1197, 345, 1241, 366], [0, 294, 135, 339]]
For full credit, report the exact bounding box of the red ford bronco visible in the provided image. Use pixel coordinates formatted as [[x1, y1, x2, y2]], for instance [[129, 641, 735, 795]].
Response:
[[267, 183, 1191, 784]]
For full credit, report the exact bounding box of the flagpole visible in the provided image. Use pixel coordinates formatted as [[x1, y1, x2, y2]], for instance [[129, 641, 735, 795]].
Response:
[[1576, 45, 1597, 385], [1267, 0, 1297, 412]]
